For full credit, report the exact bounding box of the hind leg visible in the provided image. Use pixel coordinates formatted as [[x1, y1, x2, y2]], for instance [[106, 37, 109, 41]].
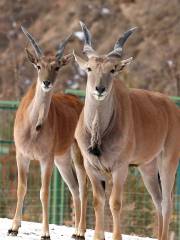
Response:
[[138, 159, 163, 240], [55, 150, 81, 237], [39, 156, 54, 239], [8, 152, 30, 236], [72, 141, 88, 239], [158, 153, 179, 240]]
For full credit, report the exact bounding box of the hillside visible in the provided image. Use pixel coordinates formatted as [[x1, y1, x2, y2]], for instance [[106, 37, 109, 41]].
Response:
[[0, 0, 180, 100]]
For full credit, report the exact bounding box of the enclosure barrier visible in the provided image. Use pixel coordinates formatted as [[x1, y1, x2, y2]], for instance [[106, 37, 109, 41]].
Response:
[[0, 92, 180, 239]]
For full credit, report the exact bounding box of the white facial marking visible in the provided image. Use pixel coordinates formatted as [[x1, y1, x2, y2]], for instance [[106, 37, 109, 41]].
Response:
[[92, 91, 107, 101], [41, 82, 53, 92]]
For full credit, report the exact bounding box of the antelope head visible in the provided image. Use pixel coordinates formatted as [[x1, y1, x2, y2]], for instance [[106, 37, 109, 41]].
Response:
[[74, 22, 136, 101], [21, 26, 72, 93]]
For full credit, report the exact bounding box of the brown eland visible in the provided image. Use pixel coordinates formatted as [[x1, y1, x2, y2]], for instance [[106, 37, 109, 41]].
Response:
[[74, 21, 180, 240], [8, 27, 87, 240]]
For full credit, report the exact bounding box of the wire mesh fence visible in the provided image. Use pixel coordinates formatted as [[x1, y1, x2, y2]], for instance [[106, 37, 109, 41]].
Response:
[[0, 95, 180, 239]]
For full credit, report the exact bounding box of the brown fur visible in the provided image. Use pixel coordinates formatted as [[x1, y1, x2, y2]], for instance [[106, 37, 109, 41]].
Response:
[[75, 56, 180, 240], [15, 83, 83, 156], [10, 48, 87, 239], [75, 22, 180, 240]]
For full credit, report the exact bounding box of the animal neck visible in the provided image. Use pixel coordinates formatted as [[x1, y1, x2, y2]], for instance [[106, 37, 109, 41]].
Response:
[[84, 82, 115, 138], [84, 80, 132, 156], [28, 80, 53, 130]]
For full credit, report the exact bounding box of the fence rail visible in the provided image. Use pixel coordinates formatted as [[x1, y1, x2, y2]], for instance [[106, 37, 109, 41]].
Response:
[[0, 91, 180, 239]]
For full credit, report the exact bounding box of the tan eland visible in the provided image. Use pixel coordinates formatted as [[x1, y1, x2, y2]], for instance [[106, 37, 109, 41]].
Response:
[[8, 27, 87, 240], [74, 21, 180, 240]]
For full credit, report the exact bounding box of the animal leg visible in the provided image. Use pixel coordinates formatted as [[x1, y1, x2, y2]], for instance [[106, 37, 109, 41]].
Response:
[[109, 165, 128, 240], [158, 153, 179, 240], [71, 142, 88, 239], [138, 159, 163, 240], [84, 162, 105, 240], [40, 157, 54, 240], [8, 152, 30, 236], [55, 151, 81, 238]]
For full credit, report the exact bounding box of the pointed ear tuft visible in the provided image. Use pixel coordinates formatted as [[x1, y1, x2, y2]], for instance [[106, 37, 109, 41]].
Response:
[[25, 48, 38, 65], [117, 57, 133, 71], [121, 57, 133, 65], [60, 53, 74, 66]]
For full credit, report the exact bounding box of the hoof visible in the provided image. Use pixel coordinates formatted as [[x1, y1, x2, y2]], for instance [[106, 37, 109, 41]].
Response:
[[41, 236, 51, 240], [72, 234, 77, 239], [71, 234, 85, 240], [7, 229, 18, 236], [77, 236, 85, 240]]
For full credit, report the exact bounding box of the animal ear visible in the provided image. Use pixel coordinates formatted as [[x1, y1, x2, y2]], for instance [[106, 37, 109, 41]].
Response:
[[116, 57, 133, 72], [60, 53, 74, 66], [73, 50, 88, 70], [25, 48, 38, 65]]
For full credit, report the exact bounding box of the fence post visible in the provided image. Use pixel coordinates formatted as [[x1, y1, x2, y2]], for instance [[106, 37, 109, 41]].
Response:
[[59, 180, 65, 225], [176, 163, 180, 239], [173, 96, 180, 240], [49, 167, 66, 225]]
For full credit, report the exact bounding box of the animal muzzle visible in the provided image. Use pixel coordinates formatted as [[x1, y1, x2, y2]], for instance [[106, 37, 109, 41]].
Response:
[[93, 85, 107, 101], [41, 81, 53, 92], [43, 81, 51, 87], [95, 85, 105, 95]]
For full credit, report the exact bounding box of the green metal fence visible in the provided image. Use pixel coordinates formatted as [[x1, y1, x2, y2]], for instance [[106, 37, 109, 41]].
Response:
[[0, 100, 72, 225], [0, 93, 180, 239]]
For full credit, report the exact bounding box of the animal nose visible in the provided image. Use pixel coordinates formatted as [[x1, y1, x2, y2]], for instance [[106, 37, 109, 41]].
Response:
[[95, 86, 105, 94], [43, 81, 51, 87]]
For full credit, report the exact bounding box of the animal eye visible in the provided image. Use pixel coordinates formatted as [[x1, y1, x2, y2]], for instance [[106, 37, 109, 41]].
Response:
[[110, 69, 115, 74], [87, 67, 92, 72], [37, 65, 41, 70], [55, 67, 60, 71]]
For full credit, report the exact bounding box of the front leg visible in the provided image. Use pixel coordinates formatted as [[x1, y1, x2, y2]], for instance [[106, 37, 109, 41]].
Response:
[[55, 151, 81, 239], [109, 165, 128, 240], [85, 162, 106, 240], [40, 157, 54, 240], [72, 141, 88, 239], [8, 152, 30, 236]]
